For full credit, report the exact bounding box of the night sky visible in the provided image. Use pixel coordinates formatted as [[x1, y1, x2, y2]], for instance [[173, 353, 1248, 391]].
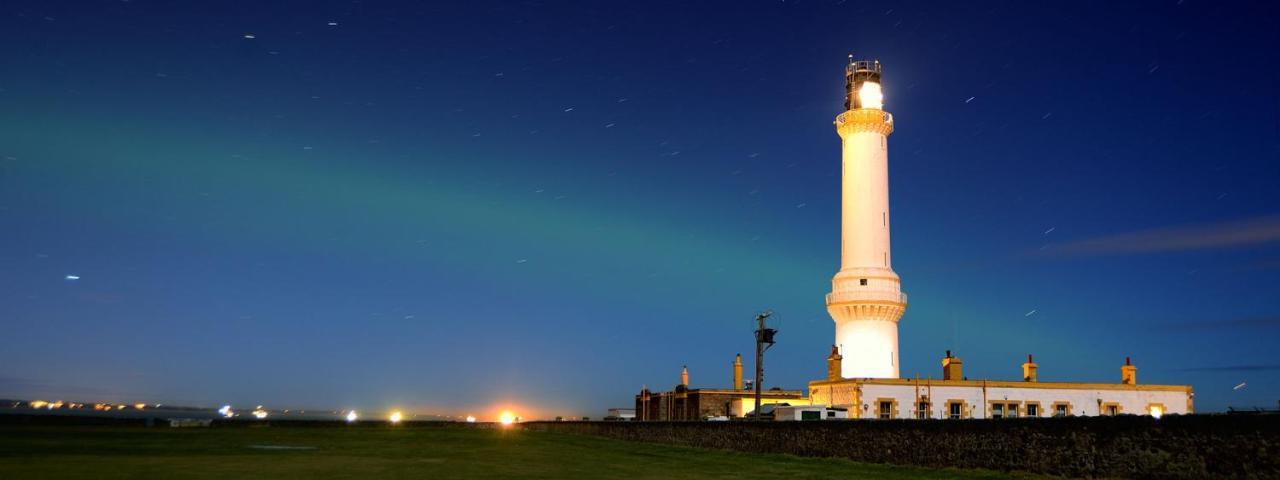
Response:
[[2, 1, 1278, 418]]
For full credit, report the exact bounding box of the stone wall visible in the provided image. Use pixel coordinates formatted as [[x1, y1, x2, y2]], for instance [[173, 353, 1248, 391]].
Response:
[[521, 415, 1280, 479]]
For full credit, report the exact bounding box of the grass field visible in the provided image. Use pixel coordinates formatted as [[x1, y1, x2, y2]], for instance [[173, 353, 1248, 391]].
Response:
[[0, 423, 1033, 479]]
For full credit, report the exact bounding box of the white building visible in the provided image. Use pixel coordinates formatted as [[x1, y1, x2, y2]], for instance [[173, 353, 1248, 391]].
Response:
[[606, 408, 636, 421], [773, 405, 849, 421], [811, 58, 1192, 419], [811, 352, 1191, 419]]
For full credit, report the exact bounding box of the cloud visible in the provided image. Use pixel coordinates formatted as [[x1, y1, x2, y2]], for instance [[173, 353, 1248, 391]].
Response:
[[1037, 215, 1280, 257], [1175, 365, 1280, 372]]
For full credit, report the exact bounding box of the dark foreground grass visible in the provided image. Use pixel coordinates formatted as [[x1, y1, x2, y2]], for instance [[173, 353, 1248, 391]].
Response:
[[0, 424, 1035, 479]]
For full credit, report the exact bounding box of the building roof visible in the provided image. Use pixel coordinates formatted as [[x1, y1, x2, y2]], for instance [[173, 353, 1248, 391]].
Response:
[[638, 387, 806, 398], [809, 377, 1191, 392]]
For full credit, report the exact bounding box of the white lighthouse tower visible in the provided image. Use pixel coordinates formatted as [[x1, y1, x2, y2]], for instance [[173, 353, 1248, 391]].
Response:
[[827, 57, 906, 379]]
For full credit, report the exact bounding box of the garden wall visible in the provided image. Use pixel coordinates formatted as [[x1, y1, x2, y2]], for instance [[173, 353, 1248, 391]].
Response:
[[522, 415, 1280, 479]]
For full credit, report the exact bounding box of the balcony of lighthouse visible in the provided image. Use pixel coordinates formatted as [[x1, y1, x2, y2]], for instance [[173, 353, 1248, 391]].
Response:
[[847, 59, 881, 74], [834, 110, 893, 130], [825, 290, 907, 306]]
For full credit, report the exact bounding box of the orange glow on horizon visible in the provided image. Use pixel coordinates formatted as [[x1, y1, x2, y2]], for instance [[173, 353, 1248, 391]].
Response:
[[498, 411, 516, 426]]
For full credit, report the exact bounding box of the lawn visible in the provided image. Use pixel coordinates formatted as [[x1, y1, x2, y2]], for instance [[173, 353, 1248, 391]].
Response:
[[0, 423, 1033, 479]]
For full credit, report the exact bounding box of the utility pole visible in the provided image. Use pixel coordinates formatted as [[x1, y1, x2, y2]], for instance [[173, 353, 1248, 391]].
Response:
[[753, 310, 776, 420]]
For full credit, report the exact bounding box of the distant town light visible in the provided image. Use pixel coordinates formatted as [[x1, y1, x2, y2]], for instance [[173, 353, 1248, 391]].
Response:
[[346, 410, 358, 423], [465, 415, 476, 423], [252, 406, 269, 419], [499, 411, 516, 426], [389, 411, 403, 424], [218, 405, 234, 418]]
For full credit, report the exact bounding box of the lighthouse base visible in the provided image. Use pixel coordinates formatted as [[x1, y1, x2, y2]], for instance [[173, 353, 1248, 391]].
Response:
[[834, 319, 899, 379]]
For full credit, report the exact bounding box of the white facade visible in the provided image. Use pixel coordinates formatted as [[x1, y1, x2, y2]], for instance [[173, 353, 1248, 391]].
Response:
[[606, 408, 635, 420], [773, 405, 849, 421], [808, 378, 1192, 419], [827, 62, 906, 379]]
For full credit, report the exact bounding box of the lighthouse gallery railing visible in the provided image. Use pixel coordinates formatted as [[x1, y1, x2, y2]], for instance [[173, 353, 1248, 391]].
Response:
[[825, 290, 908, 305]]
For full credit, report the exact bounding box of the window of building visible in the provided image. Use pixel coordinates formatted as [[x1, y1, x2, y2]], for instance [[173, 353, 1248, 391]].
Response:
[[991, 403, 1004, 419], [1105, 404, 1119, 416], [1053, 403, 1070, 417], [917, 401, 930, 419], [859, 278, 868, 286], [1026, 403, 1039, 417], [1005, 403, 1019, 418], [879, 401, 893, 419], [948, 401, 963, 419]]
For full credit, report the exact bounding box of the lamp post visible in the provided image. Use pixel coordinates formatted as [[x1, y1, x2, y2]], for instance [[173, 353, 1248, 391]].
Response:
[[753, 310, 776, 420]]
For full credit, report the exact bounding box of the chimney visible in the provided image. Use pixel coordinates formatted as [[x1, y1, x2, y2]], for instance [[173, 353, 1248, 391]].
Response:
[[681, 365, 689, 387], [827, 345, 843, 380], [732, 354, 743, 391], [942, 350, 964, 380], [1022, 354, 1038, 382], [1121, 357, 1137, 385]]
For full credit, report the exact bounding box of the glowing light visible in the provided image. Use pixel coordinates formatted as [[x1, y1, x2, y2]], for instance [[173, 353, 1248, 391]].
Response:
[[1149, 405, 1164, 419], [218, 405, 234, 418], [346, 410, 358, 423], [859, 81, 884, 109], [465, 415, 476, 423], [64, 275, 80, 280], [252, 406, 269, 419], [498, 411, 517, 426], [389, 411, 403, 424], [134, 403, 146, 410]]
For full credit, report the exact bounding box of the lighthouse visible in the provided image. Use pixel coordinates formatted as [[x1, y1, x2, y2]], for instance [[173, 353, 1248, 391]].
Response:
[[636, 56, 1194, 422], [826, 57, 906, 379]]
